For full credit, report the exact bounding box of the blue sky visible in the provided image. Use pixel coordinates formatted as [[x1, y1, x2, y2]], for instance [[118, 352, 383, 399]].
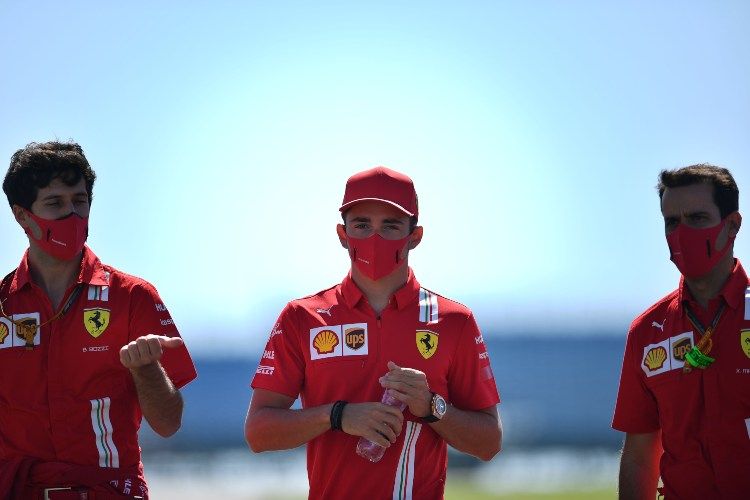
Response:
[[1, 1, 748, 352]]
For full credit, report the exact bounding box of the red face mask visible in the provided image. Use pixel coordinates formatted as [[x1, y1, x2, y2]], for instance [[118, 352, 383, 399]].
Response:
[[346, 234, 409, 280], [24, 210, 89, 261], [667, 218, 734, 279]]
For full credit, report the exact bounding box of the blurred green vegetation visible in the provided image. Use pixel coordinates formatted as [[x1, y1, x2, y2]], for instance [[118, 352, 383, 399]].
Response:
[[445, 485, 615, 499], [445, 475, 616, 500]]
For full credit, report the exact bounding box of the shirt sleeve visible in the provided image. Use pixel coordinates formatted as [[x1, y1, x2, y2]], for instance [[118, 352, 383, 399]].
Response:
[[128, 281, 197, 389], [250, 303, 305, 399], [447, 312, 500, 410], [612, 323, 660, 433]]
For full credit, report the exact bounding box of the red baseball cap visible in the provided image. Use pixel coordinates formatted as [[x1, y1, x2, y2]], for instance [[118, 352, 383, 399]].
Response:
[[339, 166, 418, 217]]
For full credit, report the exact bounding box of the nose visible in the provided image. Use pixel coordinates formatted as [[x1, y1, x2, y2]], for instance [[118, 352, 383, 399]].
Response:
[[59, 201, 81, 219]]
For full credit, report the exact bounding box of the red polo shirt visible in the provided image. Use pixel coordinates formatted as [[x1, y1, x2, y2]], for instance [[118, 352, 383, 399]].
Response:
[[0, 247, 196, 484], [613, 259, 750, 499], [251, 270, 500, 500]]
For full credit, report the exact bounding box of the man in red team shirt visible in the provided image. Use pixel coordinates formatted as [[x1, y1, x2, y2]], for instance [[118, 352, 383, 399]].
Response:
[[613, 164, 750, 499], [246, 166, 502, 499], [0, 142, 197, 499]]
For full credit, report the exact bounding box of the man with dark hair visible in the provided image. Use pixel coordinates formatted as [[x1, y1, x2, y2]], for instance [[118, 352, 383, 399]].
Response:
[[0, 142, 197, 499], [613, 164, 748, 498], [245, 166, 502, 500]]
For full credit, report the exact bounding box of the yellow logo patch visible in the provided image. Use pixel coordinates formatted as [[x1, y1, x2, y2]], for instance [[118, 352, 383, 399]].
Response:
[[643, 346, 667, 371], [416, 330, 439, 359], [313, 329, 338, 354], [0, 321, 8, 344], [741, 329, 750, 359], [84, 308, 110, 338]]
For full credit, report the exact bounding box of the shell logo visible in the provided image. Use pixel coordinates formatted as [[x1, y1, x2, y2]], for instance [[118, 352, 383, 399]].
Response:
[[0, 322, 8, 344], [643, 346, 667, 371], [313, 329, 339, 354]]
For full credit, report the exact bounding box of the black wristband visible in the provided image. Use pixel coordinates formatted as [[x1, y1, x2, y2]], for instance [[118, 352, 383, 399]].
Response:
[[330, 400, 348, 431]]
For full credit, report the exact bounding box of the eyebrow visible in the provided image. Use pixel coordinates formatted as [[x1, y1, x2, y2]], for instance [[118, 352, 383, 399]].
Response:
[[382, 218, 405, 225], [349, 216, 404, 225], [40, 192, 88, 202], [663, 210, 711, 220]]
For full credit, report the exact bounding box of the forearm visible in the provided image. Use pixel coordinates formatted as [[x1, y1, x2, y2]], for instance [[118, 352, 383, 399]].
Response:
[[430, 406, 501, 461], [129, 361, 183, 437], [618, 431, 661, 500], [246, 403, 333, 452], [618, 455, 659, 500]]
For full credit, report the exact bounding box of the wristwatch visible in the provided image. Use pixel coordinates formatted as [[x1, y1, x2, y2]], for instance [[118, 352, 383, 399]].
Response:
[[422, 392, 447, 423]]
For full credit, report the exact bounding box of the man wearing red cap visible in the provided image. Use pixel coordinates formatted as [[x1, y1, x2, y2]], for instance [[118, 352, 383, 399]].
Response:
[[246, 166, 502, 499], [613, 164, 750, 499], [0, 142, 197, 499]]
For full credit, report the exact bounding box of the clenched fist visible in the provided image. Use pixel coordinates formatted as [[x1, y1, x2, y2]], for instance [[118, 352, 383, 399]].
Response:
[[120, 334, 184, 370], [379, 361, 432, 418]]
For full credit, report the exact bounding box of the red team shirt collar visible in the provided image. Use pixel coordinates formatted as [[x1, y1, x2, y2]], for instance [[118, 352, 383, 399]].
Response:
[[10, 245, 110, 294], [677, 258, 747, 312], [340, 267, 422, 311]]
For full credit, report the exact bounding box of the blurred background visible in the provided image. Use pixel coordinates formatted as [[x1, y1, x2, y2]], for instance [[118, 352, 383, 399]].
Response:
[[1, 1, 749, 498]]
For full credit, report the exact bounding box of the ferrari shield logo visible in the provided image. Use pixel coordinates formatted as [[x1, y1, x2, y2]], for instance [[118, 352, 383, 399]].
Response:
[[84, 308, 110, 338], [416, 330, 439, 359], [741, 329, 750, 359]]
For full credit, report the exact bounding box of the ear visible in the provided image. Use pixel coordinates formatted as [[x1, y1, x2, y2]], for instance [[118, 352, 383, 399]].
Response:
[[728, 211, 742, 238], [12, 205, 41, 240], [336, 224, 349, 249], [407, 226, 423, 250], [12, 204, 27, 225]]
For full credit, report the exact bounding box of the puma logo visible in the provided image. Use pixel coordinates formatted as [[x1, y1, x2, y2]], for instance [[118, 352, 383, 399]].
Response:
[[652, 320, 665, 332], [316, 306, 333, 317]]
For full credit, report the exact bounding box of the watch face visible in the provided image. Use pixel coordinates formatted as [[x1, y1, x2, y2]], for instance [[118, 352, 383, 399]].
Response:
[[434, 395, 447, 416]]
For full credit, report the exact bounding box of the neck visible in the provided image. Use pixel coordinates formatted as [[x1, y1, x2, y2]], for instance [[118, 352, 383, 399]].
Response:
[[684, 253, 735, 309], [351, 262, 410, 316], [27, 244, 83, 308]]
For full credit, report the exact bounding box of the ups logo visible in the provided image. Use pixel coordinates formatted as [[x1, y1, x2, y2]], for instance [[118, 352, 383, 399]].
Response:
[[345, 328, 365, 350], [672, 338, 692, 361]]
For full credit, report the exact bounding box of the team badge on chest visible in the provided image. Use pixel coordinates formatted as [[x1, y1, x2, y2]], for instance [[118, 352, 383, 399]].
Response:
[[0, 320, 8, 345], [344, 326, 366, 351], [309, 323, 369, 360], [0, 313, 42, 349], [416, 330, 439, 359], [741, 329, 750, 359], [84, 308, 110, 338]]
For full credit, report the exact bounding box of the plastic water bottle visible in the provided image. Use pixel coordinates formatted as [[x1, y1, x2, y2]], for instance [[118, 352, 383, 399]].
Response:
[[356, 389, 406, 462]]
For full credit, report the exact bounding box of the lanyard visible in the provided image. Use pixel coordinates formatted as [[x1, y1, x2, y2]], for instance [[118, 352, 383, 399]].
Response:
[[0, 275, 84, 349], [682, 301, 726, 372]]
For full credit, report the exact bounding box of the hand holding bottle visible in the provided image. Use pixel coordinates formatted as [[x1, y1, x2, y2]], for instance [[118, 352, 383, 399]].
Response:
[[356, 389, 407, 462]]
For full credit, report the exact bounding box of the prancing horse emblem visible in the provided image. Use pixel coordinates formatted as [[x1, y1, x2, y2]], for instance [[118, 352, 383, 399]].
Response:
[[84, 308, 111, 338], [741, 329, 750, 359], [416, 330, 439, 359]]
